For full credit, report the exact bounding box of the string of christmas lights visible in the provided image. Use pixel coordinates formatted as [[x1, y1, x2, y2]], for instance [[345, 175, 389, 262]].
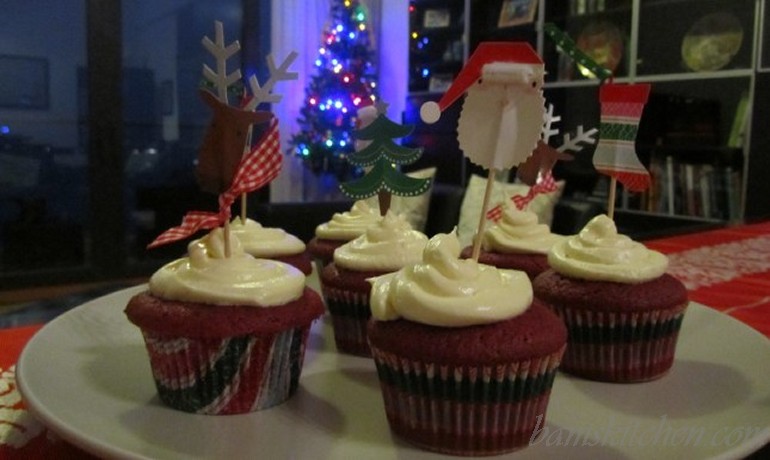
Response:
[[289, 0, 379, 181]]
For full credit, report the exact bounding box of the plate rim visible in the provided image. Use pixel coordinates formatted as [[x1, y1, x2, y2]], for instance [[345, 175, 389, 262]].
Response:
[[15, 286, 770, 460]]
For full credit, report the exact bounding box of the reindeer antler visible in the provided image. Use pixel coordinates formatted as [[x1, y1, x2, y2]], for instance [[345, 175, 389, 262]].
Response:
[[244, 52, 299, 111], [558, 125, 598, 152], [541, 104, 561, 145], [202, 21, 242, 103]]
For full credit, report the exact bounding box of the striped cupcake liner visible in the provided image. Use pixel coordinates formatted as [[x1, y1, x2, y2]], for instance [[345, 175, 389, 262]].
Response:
[[320, 285, 372, 357], [370, 346, 565, 456], [140, 326, 311, 415], [549, 304, 688, 382]]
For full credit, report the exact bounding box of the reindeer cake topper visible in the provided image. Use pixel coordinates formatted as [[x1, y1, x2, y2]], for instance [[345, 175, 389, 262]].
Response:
[[196, 21, 297, 194], [485, 105, 598, 222], [147, 21, 297, 254]]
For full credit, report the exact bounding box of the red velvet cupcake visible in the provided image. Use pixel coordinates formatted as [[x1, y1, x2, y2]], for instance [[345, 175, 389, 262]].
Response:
[[125, 228, 324, 414], [533, 214, 689, 383], [461, 207, 564, 280], [230, 217, 313, 275], [308, 200, 382, 270], [368, 233, 567, 456], [319, 211, 427, 356]]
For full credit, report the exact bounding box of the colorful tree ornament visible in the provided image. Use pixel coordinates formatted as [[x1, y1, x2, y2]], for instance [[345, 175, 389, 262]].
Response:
[[289, 0, 379, 182], [339, 103, 431, 215]]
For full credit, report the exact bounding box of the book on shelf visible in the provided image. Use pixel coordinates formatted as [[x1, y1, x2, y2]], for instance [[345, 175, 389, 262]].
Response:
[[629, 151, 742, 221]]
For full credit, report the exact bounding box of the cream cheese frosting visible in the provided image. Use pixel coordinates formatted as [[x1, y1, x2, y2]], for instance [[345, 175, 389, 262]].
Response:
[[230, 218, 305, 257], [370, 232, 532, 327], [150, 228, 304, 307], [315, 200, 382, 240], [333, 211, 428, 272], [482, 206, 564, 255], [548, 214, 668, 283]]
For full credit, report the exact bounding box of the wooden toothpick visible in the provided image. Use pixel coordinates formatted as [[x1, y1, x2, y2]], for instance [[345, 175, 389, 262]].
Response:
[[472, 168, 498, 261]]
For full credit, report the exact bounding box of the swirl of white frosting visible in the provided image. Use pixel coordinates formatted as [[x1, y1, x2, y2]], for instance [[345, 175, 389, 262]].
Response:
[[482, 207, 564, 255], [315, 200, 382, 240], [333, 211, 428, 272], [548, 214, 668, 283], [230, 218, 305, 257], [149, 228, 304, 306], [370, 232, 532, 327]]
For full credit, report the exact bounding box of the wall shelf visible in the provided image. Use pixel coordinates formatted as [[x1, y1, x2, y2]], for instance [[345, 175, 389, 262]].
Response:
[[404, 0, 769, 226]]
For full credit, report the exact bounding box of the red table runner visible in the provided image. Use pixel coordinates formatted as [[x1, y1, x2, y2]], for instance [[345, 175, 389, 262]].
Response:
[[2, 221, 769, 458], [0, 325, 95, 459], [644, 220, 770, 338]]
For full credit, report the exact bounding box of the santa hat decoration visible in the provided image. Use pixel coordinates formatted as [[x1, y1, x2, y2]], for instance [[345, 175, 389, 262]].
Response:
[[420, 42, 544, 124], [356, 97, 378, 127]]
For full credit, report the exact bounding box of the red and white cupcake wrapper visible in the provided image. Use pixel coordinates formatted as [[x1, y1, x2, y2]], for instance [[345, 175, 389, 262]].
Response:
[[369, 346, 565, 456], [549, 303, 688, 382], [320, 286, 372, 357], [140, 325, 312, 415]]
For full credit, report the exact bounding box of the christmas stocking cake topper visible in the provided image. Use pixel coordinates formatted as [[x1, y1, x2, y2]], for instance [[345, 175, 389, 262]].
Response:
[[545, 22, 652, 218], [592, 83, 651, 193]]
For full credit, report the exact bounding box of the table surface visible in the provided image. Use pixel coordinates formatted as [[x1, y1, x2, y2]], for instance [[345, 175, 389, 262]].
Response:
[[2, 221, 770, 459]]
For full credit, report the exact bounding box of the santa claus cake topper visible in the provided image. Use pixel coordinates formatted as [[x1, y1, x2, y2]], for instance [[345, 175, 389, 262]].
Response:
[[422, 42, 547, 260]]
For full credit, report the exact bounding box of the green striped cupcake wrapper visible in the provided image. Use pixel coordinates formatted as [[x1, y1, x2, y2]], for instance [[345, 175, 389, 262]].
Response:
[[320, 285, 373, 357], [550, 303, 688, 382], [141, 325, 311, 415], [370, 346, 565, 456]]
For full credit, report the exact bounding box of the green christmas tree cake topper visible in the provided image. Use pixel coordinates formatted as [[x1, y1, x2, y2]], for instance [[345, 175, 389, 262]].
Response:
[[339, 102, 432, 216]]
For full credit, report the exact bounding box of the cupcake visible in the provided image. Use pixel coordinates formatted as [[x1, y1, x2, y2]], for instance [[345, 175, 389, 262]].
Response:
[[368, 232, 567, 456], [319, 211, 427, 356], [125, 228, 325, 414], [229, 217, 313, 275], [461, 205, 565, 280], [533, 214, 689, 383], [307, 200, 382, 270]]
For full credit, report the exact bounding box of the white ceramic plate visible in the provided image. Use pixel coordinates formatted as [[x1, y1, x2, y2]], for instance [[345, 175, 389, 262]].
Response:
[[17, 286, 770, 459]]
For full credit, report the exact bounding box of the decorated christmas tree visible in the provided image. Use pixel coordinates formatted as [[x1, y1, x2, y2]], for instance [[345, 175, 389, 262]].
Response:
[[289, 0, 378, 181], [340, 103, 431, 215]]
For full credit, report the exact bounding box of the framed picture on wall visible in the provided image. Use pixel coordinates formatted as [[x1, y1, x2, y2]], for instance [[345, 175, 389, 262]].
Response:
[[0, 55, 49, 109], [424, 9, 451, 28], [498, 0, 539, 28]]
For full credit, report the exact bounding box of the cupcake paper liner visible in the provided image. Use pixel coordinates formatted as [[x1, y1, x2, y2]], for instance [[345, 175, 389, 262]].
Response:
[[140, 326, 311, 415], [550, 303, 688, 382], [321, 286, 372, 357], [370, 346, 565, 456]]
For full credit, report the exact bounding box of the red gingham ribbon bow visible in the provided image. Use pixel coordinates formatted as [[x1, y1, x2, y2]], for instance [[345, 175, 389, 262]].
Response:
[[485, 171, 558, 223], [148, 117, 282, 248]]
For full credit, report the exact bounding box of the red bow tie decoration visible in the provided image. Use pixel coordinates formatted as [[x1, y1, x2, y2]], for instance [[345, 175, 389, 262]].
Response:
[[148, 116, 282, 248], [485, 171, 558, 223]]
